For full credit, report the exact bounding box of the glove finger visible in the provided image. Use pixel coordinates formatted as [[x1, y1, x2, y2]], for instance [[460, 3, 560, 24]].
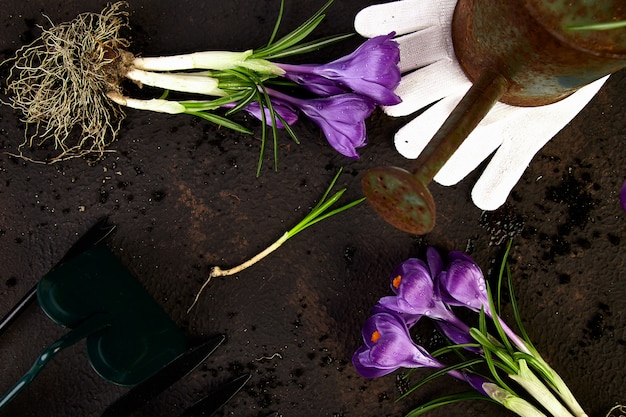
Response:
[[394, 92, 517, 182], [354, 0, 452, 38], [433, 120, 505, 186], [395, 26, 452, 73], [419, 100, 516, 185], [471, 76, 609, 210], [394, 91, 468, 158], [385, 59, 471, 117]]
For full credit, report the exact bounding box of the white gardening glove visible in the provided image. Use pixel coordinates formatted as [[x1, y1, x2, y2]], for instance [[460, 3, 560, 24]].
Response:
[[355, 0, 608, 210]]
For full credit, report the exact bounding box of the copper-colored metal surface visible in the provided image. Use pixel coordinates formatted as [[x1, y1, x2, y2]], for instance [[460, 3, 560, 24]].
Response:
[[453, 0, 626, 106]]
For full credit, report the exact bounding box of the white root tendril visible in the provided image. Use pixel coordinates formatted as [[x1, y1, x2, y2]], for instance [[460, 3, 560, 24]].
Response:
[[187, 232, 290, 313], [3, 1, 132, 162], [606, 405, 626, 417]]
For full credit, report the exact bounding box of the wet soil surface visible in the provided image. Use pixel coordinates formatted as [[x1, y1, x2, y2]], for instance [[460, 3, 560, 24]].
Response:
[[0, 1, 624, 417]]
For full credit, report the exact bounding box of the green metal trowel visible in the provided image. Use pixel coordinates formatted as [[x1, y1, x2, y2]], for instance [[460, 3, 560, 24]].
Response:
[[0, 218, 187, 410]]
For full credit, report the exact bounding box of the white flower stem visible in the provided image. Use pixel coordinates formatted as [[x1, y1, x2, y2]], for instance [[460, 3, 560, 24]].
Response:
[[187, 232, 289, 313], [532, 357, 588, 417], [125, 68, 227, 96], [483, 383, 548, 417], [509, 360, 575, 417], [106, 91, 186, 114], [133, 50, 254, 71], [211, 232, 289, 278], [132, 50, 284, 75]]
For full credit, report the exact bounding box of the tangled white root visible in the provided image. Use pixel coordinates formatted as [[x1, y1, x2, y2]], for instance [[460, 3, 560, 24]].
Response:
[[4, 2, 133, 162]]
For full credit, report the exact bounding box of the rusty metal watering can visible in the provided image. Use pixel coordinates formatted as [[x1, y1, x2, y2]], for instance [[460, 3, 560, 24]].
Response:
[[362, 0, 626, 234]]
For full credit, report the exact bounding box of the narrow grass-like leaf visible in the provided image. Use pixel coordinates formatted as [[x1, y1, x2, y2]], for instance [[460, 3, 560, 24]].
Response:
[[300, 196, 365, 231], [397, 359, 485, 401], [262, 33, 354, 60], [187, 111, 252, 134], [224, 90, 257, 116], [486, 282, 514, 354], [258, 85, 280, 171], [404, 392, 494, 417], [252, 0, 335, 59], [430, 343, 482, 358], [504, 244, 537, 353], [256, 94, 268, 177], [266, 0, 285, 46], [284, 168, 365, 237], [275, 113, 300, 144], [496, 239, 513, 315]]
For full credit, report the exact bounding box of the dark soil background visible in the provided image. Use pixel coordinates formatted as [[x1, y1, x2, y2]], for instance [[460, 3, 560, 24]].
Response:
[[0, 1, 624, 417]]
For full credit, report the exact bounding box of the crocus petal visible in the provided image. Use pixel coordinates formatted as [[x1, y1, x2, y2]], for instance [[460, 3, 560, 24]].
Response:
[[434, 320, 482, 354], [295, 94, 376, 159], [383, 257, 455, 321], [353, 311, 442, 378], [275, 71, 350, 96], [277, 33, 401, 105], [426, 246, 443, 278], [621, 179, 626, 212], [438, 257, 490, 312], [371, 302, 422, 328], [463, 373, 491, 397]]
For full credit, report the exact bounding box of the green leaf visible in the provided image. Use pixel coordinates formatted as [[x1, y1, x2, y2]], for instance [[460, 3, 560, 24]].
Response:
[[430, 343, 481, 359], [496, 239, 513, 315], [187, 111, 253, 135], [224, 90, 257, 116], [275, 113, 300, 144], [180, 90, 252, 111], [506, 257, 538, 354], [397, 359, 485, 401], [285, 168, 365, 237], [258, 85, 280, 172], [267, 0, 285, 46], [261, 33, 354, 60], [256, 94, 268, 177], [252, 0, 335, 59], [404, 392, 495, 417], [486, 282, 514, 354]]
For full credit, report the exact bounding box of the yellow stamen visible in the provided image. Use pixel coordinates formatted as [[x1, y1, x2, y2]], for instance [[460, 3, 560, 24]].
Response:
[[392, 275, 402, 289], [371, 330, 381, 343]]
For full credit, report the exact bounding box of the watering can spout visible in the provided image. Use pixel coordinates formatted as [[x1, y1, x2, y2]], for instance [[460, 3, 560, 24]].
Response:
[[362, 0, 626, 235]]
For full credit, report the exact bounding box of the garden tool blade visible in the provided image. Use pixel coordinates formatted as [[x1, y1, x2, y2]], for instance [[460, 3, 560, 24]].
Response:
[[178, 373, 252, 417], [100, 335, 226, 417], [0, 217, 115, 337], [56, 216, 116, 265]]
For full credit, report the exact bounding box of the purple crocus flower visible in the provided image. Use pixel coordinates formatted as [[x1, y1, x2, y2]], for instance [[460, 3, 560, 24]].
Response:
[[353, 310, 491, 394], [352, 311, 443, 378], [437, 251, 489, 312], [377, 253, 457, 323], [619, 180, 626, 211], [266, 88, 375, 159], [437, 251, 530, 354], [276, 33, 401, 105]]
